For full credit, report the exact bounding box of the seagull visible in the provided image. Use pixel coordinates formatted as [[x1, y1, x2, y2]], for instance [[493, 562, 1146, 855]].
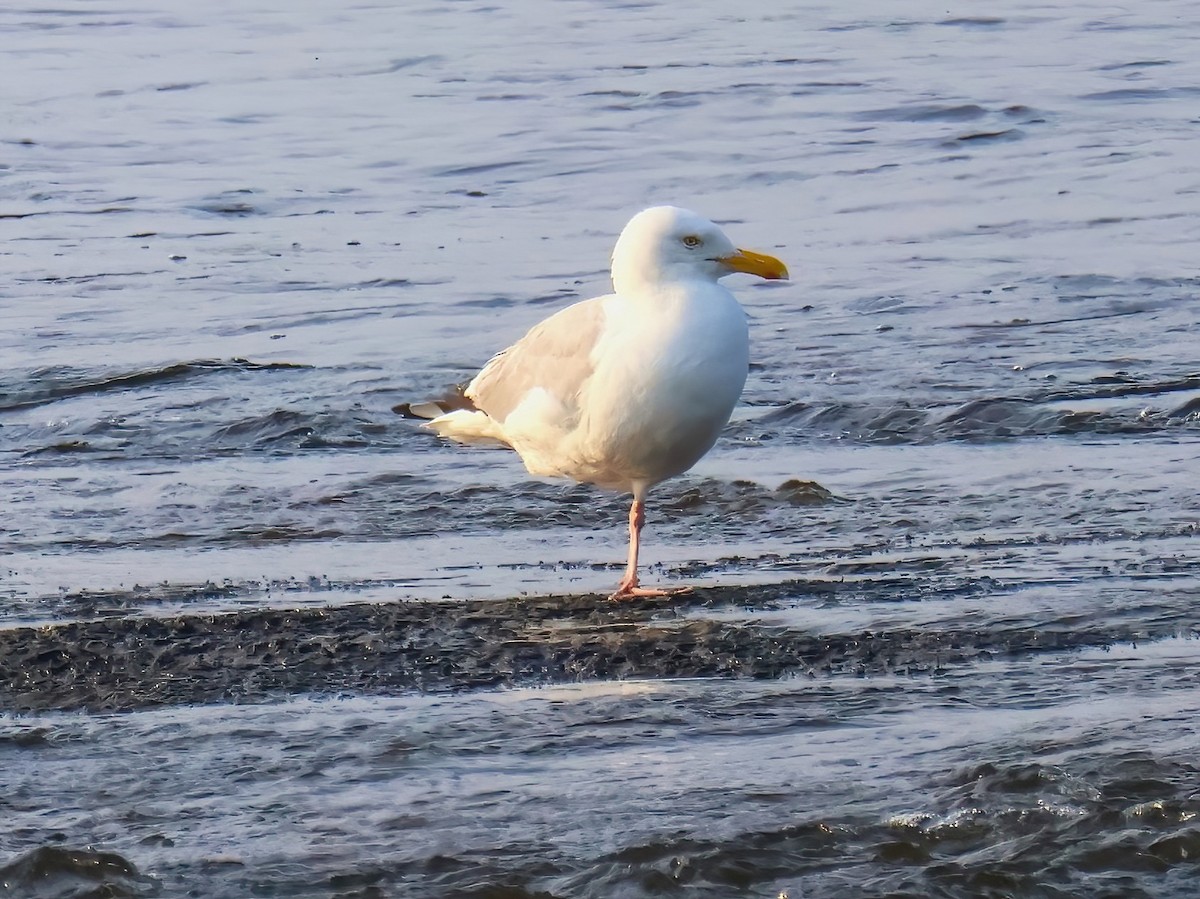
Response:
[[403, 206, 788, 598]]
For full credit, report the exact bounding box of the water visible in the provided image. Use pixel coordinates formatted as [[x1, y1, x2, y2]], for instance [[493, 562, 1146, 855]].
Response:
[[2, 0, 1199, 895]]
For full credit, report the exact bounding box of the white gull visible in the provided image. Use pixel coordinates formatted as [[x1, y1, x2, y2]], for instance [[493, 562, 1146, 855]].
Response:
[[415, 206, 788, 598]]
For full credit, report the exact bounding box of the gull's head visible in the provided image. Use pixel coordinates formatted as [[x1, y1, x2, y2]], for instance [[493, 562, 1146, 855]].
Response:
[[611, 205, 788, 296]]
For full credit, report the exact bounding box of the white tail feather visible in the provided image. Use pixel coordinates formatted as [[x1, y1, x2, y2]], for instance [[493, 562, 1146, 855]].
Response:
[[424, 409, 510, 447]]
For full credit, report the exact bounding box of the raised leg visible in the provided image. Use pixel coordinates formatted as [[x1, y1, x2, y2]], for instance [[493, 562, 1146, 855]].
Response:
[[609, 498, 691, 600]]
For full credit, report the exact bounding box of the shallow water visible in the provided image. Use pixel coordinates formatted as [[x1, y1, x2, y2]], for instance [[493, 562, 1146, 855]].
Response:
[[2, 1, 1200, 896]]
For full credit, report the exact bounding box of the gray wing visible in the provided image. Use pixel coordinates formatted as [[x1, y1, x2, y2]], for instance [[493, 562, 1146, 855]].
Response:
[[466, 296, 608, 423]]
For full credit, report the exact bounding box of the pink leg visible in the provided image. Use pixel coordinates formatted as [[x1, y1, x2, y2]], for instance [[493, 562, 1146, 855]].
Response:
[[609, 498, 691, 600]]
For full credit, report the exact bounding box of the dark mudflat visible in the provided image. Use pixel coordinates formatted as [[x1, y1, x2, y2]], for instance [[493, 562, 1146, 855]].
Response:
[[3, 580, 1187, 713]]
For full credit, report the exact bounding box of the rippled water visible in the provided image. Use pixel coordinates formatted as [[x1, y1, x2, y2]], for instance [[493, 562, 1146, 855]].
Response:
[[3, 1, 1199, 896]]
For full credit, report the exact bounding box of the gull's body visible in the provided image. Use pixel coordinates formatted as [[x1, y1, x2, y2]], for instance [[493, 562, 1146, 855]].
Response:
[[422, 206, 788, 598]]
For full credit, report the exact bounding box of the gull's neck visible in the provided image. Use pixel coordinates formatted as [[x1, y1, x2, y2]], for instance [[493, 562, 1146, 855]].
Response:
[[612, 264, 718, 299]]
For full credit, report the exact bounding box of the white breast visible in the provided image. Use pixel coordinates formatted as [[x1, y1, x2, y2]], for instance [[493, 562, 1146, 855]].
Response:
[[567, 281, 749, 491]]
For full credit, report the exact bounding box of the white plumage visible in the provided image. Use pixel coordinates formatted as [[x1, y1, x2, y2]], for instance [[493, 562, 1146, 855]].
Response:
[[425, 206, 788, 598]]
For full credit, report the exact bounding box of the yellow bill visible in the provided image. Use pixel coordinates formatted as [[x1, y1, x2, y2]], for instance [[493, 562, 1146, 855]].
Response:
[[719, 248, 789, 280]]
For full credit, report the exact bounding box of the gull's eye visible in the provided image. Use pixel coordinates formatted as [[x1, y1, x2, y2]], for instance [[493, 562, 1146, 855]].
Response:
[[681, 235, 702, 249]]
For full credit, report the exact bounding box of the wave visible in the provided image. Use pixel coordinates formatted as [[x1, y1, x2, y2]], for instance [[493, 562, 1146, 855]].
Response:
[[0, 359, 307, 414], [753, 375, 1200, 444]]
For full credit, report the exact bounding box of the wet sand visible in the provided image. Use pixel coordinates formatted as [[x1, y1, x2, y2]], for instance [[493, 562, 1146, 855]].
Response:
[[5, 582, 1191, 714]]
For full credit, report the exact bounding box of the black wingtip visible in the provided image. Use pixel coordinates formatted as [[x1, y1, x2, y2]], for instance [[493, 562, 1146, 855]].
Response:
[[392, 400, 443, 420], [392, 402, 428, 419], [392, 385, 477, 420]]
